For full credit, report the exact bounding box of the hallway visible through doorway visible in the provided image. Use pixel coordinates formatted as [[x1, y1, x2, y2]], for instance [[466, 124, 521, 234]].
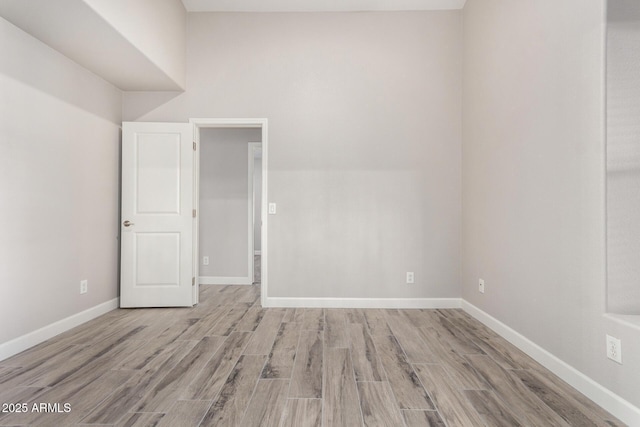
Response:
[[253, 255, 261, 285]]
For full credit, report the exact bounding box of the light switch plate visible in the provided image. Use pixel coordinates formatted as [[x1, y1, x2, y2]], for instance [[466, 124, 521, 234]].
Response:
[[268, 203, 277, 214]]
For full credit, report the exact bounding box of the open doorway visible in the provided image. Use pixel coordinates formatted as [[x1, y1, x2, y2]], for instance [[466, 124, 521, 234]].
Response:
[[249, 142, 262, 285], [191, 119, 268, 306]]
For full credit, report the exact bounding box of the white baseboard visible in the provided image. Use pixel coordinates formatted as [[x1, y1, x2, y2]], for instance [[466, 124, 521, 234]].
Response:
[[0, 298, 119, 362], [461, 300, 640, 426], [263, 297, 461, 309], [199, 276, 252, 285]]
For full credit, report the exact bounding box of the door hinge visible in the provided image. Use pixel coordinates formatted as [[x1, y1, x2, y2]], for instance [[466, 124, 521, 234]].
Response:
[[192, 277, 195, 286], [192, 209, 196, 218], [193, 141, 196, 151]]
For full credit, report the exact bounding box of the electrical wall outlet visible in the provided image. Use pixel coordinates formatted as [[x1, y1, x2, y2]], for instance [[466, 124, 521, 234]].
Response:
[[606, 335, 622, 364], [268, 203, 277, 214], [80, 280, 88, 294], [203, 256, 210, 266], [406, 272, 415, 284], [479, 278, 485, 294]]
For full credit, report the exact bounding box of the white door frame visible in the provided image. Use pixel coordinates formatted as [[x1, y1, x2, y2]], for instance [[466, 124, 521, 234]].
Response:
[[190, 118, 268, 307]]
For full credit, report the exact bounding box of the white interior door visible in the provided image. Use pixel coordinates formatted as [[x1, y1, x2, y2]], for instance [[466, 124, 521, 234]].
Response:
[[120, 122, 194, 307]]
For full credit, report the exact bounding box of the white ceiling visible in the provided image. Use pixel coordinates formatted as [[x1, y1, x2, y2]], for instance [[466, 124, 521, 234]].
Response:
[[181, 0, 466, 12]]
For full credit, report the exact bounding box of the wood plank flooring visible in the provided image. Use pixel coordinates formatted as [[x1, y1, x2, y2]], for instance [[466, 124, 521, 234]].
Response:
[[0, 284, 625, 426]]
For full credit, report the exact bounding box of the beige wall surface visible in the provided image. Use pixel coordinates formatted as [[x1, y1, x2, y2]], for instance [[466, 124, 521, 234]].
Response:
[[462, 0, 640, 409], [124, 11, 463, 299], [0, 17, 121, 344]]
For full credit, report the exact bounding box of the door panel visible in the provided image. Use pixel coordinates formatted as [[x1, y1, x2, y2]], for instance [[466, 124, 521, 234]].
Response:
[[136, 133, 181, 213], [121, 122, 194, 308], [135, 233, 180, 286]]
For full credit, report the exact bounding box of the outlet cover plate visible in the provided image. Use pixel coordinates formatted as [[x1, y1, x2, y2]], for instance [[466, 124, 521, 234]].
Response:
[[406, 272, 414, 284], [479, 278, 485, 294], [80, 280, 88, 294], [606, 335, 622, 364]]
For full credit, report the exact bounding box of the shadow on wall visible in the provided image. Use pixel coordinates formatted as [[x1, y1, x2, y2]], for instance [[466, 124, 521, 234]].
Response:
[[0, 18, 123, 124], [122, 91, 184, 121]]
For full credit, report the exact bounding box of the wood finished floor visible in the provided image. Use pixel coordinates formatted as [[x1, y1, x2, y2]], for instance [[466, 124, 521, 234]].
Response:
[[0, 284, 625, 426]]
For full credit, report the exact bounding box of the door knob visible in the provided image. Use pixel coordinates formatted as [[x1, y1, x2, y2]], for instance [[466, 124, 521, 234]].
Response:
[[123, 220, 134, 227]]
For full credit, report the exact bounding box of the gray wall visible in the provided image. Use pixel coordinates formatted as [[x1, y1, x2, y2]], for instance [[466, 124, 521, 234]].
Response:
[[606, 0, 640, 314], [199, 128, 261, 278], [124, 11, 463, 299], [0, 17, 121, 344], [254, 154, 262, 253], [462, 0, 640, 409]]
